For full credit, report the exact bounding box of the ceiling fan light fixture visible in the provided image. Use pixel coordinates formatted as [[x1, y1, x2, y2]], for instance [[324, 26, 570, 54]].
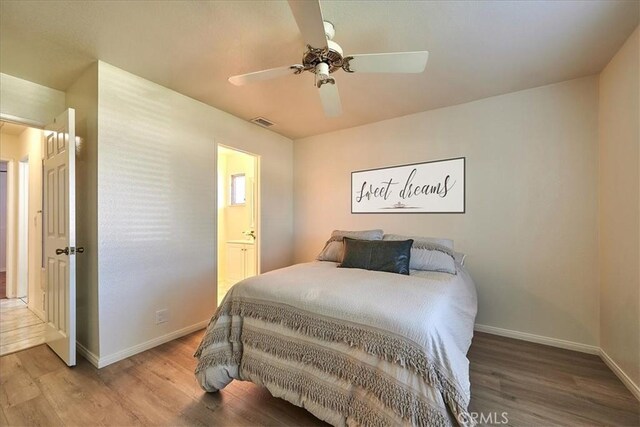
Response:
[[315, 62, 330, 80], [315, 62, 336, 88], [323, 21, 335, 40]]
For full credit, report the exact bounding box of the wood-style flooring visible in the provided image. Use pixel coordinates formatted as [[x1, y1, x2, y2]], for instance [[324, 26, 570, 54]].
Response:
[[0, 299, 45, 356], [468, 333, 639, 426], [1, 330, 638, 426]]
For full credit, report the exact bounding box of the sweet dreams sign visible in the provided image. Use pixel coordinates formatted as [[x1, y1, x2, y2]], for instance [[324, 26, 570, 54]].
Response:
[[351, 157, 465, 214]]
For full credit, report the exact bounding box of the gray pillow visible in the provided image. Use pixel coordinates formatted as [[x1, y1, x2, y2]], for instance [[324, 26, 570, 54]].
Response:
[[383, 234, 453, 250], [317, 229, 384, 263], [339, 238, 413, 275], [383, 234, 456, 274], [454, 251, 466, 266]]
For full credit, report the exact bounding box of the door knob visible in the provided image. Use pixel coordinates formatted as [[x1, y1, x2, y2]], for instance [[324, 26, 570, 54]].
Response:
[[56, 247, 69, 255], [77, 247, 84, 254]]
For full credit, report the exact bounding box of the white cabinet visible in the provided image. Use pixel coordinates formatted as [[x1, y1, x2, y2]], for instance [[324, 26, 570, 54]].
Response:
[[226, 242, 256, 283], [244, 244, 256, 278], [226, 244, 245, 283]]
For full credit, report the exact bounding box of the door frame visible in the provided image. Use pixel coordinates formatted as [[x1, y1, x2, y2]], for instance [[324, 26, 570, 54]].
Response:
[[215, 143, 261, 299], [0, 115, 45, 306], [0, 158, 15, 297], [16, 155, 29, 299]]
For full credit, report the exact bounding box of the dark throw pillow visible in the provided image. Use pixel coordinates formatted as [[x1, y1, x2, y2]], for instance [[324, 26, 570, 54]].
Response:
[[339, 238, 413, 275]]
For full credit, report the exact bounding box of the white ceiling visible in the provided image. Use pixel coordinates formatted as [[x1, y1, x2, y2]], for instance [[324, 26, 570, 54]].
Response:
[[1, 1, 638, 139]]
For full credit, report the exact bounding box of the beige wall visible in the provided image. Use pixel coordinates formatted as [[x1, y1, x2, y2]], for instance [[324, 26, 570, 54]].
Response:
[[96, 62, 293, 362], [294, 76, 600, 347], [0, 73, 65, 126], [598, 27, 639, 390], [66, 63, 100, 356]]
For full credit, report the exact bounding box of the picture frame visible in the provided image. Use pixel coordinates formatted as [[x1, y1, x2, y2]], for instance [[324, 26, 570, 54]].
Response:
[[351, 157, 465, 214]]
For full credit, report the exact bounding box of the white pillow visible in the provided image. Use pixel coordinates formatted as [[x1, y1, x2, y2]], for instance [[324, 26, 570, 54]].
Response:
[[317, 229, 384, 263], [384, 234, 456, 274]]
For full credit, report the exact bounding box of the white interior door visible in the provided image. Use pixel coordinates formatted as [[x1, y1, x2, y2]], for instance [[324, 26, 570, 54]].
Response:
[[43, 109, 76, 366]]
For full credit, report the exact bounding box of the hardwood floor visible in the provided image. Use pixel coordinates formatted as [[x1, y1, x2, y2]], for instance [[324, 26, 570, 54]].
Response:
[[1, 330, 638, 426], [468, 333, 639, 426], [0, 299, 45, 356]]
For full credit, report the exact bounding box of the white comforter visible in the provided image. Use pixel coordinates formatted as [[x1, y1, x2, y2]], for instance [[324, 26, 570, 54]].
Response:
[[195, 261, 477, 426]]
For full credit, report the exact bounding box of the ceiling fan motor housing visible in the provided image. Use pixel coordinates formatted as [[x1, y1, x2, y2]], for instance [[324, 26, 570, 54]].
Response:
[[302, 21, 344, 74]]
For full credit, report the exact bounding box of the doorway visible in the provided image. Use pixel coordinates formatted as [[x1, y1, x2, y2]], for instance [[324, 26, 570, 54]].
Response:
[[0, 120, 46, 356], [217, 145, 260, 305]]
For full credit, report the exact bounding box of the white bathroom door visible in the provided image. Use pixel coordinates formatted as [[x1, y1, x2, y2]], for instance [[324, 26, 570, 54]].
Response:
[[43, 109, 76, 366]]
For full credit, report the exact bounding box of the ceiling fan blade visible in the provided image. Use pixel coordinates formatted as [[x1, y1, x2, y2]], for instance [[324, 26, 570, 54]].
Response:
[[345, 51, 429, 73], [287, 0, 328, 50], [228, 65, 303, 86], [318, 80, 342, 117]]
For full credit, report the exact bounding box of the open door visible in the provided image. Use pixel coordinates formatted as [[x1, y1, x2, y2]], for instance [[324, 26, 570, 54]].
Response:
[[43, 109, 76, 366]]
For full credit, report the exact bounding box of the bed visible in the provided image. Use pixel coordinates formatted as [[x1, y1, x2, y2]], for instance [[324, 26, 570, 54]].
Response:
[[195, 255, 477, 427]]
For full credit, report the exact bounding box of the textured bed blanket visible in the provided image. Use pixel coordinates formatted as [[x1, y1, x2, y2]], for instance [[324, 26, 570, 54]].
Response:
[[195, 261, 477, 426]]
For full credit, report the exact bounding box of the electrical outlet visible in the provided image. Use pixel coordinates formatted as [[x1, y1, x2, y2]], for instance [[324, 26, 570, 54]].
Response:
[[155, 309, 169, 324]]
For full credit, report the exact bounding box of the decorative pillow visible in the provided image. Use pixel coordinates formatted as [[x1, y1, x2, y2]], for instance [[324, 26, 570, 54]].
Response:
[[339, 238, 413, 275], [383, 234, 454, 250], [317, 229, 384, 263], [383, 234, 456, 274]]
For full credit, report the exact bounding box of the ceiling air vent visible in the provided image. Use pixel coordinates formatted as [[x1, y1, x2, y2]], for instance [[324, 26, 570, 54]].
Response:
[[250, 117, 275, 128]]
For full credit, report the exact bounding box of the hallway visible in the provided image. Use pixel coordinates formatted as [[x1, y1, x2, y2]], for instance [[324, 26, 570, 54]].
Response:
[[0, 298, 45, 356]]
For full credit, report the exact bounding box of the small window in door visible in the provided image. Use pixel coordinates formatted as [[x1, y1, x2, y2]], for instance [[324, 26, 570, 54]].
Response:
[[230, 173, 246, 206]]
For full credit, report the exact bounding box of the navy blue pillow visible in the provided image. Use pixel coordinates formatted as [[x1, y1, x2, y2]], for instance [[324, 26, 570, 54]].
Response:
[[339, 238, 413, 275]]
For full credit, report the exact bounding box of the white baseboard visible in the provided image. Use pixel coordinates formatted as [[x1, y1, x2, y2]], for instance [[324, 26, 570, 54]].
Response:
[[474, 323, 600, 355], [600, 348, 640, 401], [88, 320, 208, 369], [28, 304, 45, 322], [76, 341, 100, 368]]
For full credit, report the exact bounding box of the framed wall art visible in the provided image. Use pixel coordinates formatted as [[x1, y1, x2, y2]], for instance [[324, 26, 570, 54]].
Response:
[[351, 157, 465, 214]]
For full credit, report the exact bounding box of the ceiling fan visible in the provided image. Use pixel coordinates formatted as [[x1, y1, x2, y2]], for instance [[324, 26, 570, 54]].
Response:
[[228, 0, 429, 117]]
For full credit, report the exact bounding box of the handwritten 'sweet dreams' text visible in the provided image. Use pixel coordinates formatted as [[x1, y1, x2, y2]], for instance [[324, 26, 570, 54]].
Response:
[[355, 168, 455, 203]]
